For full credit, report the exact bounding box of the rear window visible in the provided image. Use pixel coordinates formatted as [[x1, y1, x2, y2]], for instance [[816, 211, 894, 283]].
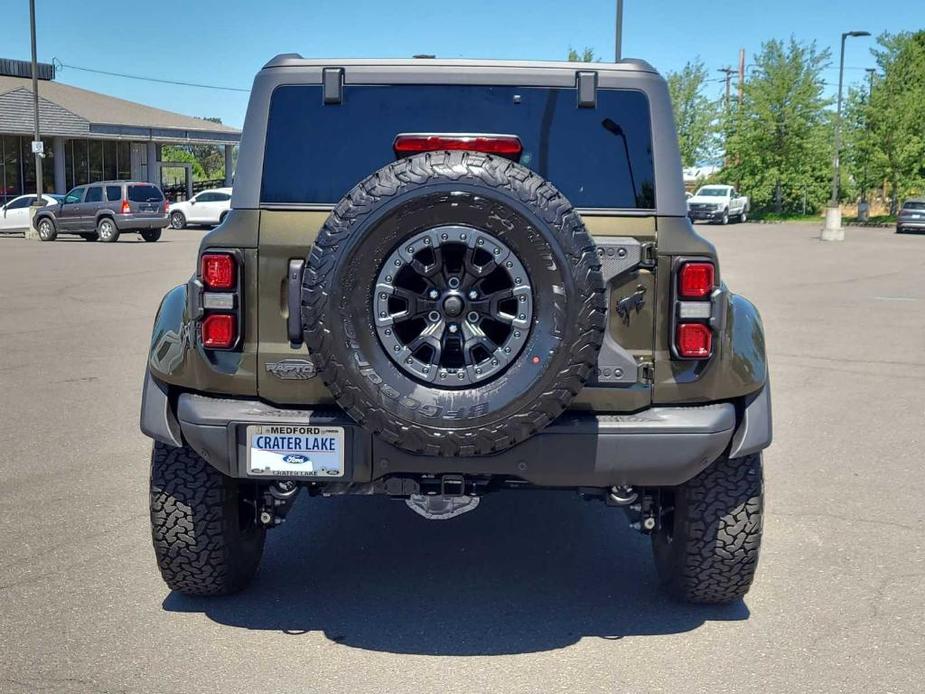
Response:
[[902, 201, 925, 211], [128, 185, 164, 202], [261, 84, 655, 209]]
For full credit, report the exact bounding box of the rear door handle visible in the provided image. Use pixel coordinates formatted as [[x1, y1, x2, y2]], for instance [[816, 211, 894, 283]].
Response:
[[287, 259, 305, 345]]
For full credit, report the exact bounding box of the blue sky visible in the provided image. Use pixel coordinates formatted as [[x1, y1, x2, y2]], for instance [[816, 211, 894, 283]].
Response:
[[3, 0, 923, 128]]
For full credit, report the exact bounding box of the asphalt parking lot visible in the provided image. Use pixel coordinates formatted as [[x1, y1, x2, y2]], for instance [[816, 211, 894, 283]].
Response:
[[1, 222, 923, 693]]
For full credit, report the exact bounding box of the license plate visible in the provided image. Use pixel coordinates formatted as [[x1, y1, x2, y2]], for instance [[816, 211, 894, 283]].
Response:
[[246, 424, 345, 477]]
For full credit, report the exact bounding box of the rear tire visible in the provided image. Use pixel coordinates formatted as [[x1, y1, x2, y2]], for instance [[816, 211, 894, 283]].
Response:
[[651, 453, 763, 604], [169, 211, 186, 230], [141, 229, 162, 242], [97, 217, 119, 243], [37, 217, 57, 241], [149, 443, 266, 596]]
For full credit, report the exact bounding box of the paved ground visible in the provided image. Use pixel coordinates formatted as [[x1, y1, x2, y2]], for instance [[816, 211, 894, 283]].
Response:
[[1, 223, 923, 693]]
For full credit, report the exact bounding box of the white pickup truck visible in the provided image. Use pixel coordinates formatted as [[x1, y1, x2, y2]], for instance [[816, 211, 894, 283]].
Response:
[[687, 185, 749, 224]]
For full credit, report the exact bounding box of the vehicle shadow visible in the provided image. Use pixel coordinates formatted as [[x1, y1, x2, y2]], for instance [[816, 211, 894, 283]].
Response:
[[162, 490, 750, 655]]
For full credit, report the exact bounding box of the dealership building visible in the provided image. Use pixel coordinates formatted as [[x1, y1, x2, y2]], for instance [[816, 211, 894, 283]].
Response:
[[0, 58, 240, 204]]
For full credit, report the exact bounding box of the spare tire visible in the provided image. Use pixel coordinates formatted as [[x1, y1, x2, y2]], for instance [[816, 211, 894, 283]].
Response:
[[302, 151, 606, 456]]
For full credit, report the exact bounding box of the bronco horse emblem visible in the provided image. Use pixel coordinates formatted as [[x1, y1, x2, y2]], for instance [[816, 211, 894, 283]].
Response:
[[615, 285, 647, 326]]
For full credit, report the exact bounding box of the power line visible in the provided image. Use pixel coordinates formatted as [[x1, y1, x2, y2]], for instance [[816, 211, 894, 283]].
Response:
[[52, 58, 250, 93]]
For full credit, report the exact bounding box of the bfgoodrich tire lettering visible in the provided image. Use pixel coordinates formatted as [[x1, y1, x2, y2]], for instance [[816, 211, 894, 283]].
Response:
[[149, 442, 265, 596], [302, 151, 606, 456], [652, 453, 764, 604]]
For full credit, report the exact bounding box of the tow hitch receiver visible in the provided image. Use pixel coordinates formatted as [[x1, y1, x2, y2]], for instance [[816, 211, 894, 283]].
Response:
[[406, 476, 480, 520]]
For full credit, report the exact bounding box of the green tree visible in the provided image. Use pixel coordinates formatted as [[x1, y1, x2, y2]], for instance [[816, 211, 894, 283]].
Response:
[[666, 59, 719, 166], [567, 47, 597, 62], [163, 116, 228, 181], [863, 31, 925, 212], [722, 38, 832, 214]]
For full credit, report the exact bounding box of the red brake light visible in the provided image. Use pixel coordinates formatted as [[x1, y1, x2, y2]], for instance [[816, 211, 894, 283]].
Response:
[[677, 323, 712, 358], [163, 199, 169, 213], [200, 253, 236, 289], [201, 314, 236, 349], [679, 262, 715, 299], [393, 134, 523, 157], [120, 200, 130, 214]]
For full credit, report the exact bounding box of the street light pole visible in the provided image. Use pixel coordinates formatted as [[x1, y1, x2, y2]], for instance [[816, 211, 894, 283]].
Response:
[[29, 0, 42, 200], [26, 0, 43, 240], [615, 0, 624, 61], [823, 30, 870, 241]]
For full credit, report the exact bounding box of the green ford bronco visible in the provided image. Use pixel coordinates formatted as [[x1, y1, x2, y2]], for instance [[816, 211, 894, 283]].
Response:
[[141, 57, 771, 603]]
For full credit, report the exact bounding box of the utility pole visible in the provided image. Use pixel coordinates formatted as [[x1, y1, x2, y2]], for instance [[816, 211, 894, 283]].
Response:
[[614, 0, 624, 61], [823, 29, 870, 241], [737, 48, 745, 107], [27, 0, 43, 240], [718, 67, 735, 110]]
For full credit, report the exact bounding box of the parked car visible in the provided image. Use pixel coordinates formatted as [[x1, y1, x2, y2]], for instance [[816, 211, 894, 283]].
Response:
[[896, 198, 925, 234], [0, 194, 62, 233], [141, 56, 771, 604], [167, 187, 232, 229], [33, 181, 168, 242], [687, 184, 749, 224]]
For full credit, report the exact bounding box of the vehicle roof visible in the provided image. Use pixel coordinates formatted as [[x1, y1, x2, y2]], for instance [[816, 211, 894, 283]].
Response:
[[197, 187, 233, 193], [262, 55, 658, 74], [903, 197, 925, 203], [698, 184, 732, 189], [80, 181, 161, 187]]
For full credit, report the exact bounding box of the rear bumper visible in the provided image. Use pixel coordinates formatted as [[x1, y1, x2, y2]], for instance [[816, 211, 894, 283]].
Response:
[[897, 220, 925, 231], [115, 214, 167, 230], [141, 373, 772, 488]]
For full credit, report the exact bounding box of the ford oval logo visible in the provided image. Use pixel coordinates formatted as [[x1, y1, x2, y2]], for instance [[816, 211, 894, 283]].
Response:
[[282, 454, 310, 465]]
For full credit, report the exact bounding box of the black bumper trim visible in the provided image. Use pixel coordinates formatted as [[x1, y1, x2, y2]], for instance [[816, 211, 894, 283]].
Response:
[[174, 394, 737, 487]]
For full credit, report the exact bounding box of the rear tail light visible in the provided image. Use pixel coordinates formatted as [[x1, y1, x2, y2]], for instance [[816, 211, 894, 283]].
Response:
[[393, 134, 523, 158], [673, 259, 717, 360], [678, 262, 715, 298], [163, 199, 169, 214], [676, 323, 712, 358], [200, 253, 236, 289], [198, 251, 241, 350], [120, 200, 130, 214], [201, 314, 236, 349]]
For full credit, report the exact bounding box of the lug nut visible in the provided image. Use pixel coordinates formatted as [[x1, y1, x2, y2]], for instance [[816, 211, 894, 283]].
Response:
[[448, 324, 459, 334], [429, 289, 440, 299], [468, 290, 478, 300]]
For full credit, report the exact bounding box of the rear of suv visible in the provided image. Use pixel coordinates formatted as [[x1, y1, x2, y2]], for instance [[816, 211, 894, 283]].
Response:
[[34, 181, 168, 242], [141, 57, 772, 603]]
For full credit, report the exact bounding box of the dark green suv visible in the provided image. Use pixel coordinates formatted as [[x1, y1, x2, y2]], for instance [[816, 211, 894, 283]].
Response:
[[141, 57, 771, 603]]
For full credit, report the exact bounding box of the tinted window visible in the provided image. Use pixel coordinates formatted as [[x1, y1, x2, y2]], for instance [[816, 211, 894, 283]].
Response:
[[85, 186, 103, 203], [197, 192, 218, 202], [128, 185, 164, 202], [902, 201, 925, 211], [106, 185, 122, 201], [261, 84, 655, 209], [214, 192, 231, 201], [64, 187, 86, 204], [6, 196, 35, 210]]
